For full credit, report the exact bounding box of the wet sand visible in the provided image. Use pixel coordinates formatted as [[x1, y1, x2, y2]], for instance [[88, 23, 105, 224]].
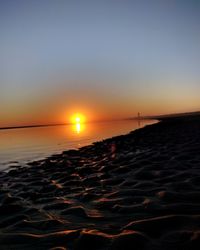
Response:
[[0, 116, 200, 250]]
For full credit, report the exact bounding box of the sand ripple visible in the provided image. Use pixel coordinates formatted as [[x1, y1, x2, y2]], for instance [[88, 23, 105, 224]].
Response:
[[0, 118, 200, 249]]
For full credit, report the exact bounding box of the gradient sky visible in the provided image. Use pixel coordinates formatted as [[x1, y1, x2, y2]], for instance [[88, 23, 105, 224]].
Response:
[[0, 0, 200, 127]]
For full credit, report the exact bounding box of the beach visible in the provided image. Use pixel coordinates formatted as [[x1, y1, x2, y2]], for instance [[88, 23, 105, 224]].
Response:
[[0, 115, 200, 250]]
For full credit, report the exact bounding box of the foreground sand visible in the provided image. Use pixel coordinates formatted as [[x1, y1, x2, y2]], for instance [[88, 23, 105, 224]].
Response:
[[0, 116, 200, 250]]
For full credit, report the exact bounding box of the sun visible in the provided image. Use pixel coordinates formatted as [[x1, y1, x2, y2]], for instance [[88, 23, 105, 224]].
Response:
[[70, 113, 86, 124], [75, 117, 81, 123]]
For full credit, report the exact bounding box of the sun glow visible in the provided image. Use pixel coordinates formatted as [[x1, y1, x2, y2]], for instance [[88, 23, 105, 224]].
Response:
[[70, 113, 86, 134], [70, 113, 86, 124]]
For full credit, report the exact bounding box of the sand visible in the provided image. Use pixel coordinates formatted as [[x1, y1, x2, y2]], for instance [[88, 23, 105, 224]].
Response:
[[0, 116, 200, 250]]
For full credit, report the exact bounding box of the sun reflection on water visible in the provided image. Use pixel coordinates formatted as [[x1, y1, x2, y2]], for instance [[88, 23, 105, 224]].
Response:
[[71, 122, 85, 134], [70, 113, 86, 134], [76, 122, 81, 134]]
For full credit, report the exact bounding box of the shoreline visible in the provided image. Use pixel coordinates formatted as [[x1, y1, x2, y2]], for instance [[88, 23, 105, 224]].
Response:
[[1, 110, 199, 131], [0, 119, 156, 172], [0, 114, 200, 249]]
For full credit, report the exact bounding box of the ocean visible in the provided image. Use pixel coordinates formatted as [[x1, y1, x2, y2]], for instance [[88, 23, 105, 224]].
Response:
[[0, 119, 156, 171]]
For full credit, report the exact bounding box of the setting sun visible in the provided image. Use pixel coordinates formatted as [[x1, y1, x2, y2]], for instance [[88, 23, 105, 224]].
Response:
[[75, 117, 81, 123], [70, 113, 86, 124], [70, 113, 86, 134]]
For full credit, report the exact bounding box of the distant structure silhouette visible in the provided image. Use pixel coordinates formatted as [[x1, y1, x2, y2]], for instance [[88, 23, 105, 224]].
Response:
[[137, 112, 141, 127]]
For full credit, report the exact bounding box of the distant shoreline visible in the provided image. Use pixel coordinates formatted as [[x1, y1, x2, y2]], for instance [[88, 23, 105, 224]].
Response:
[[0, 123, 67, 131], [145, 110, 200, 120], [0, 110, 199, 131], [0, 118, 145, 131], [125, 110, 200, 121]]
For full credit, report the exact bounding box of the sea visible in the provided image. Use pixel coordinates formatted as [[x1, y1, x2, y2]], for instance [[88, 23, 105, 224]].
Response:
[[0, 119, 156, 171]]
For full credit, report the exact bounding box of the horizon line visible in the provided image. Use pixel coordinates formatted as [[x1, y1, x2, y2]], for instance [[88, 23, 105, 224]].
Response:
[[0, 123, 68, 131], [0, 118, 132, 131], [1, 110, 199, 131]]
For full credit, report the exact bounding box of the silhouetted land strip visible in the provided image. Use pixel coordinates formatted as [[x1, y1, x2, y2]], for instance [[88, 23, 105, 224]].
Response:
[[0, 113, 200, 249], [148, 110, 200, 120], [127, 110, 200, 121], [0, 118, 141, 130], [0, 123, 66, 130]]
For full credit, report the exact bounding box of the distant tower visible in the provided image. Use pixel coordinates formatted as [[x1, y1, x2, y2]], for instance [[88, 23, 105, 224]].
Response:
[[137, 112, 141, 127]]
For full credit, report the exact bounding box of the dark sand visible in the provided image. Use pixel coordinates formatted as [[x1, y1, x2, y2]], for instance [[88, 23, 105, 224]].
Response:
[[0, 116, 200, 250]]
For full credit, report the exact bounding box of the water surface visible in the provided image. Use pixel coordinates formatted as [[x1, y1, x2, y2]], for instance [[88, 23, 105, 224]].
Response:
[[0, 119, 156, 171]]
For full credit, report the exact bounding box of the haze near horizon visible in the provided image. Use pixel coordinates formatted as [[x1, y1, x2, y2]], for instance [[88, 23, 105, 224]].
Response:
[[0, 0, 200, 127]]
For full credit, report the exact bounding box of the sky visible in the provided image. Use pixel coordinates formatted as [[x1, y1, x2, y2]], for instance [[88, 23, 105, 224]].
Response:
[[0, 0, 200, 127]]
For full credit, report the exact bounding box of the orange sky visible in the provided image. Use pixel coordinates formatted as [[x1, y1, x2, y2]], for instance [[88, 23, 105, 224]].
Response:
[[1, 76, 199, 127], [0, 1, 200, 127]]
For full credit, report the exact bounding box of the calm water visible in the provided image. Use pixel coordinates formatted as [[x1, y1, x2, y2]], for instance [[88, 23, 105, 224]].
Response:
[[0, 120, 156, 171]]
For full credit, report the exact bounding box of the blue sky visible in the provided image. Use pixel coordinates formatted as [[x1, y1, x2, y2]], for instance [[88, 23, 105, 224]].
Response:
[[0, 0, 200, 126]]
